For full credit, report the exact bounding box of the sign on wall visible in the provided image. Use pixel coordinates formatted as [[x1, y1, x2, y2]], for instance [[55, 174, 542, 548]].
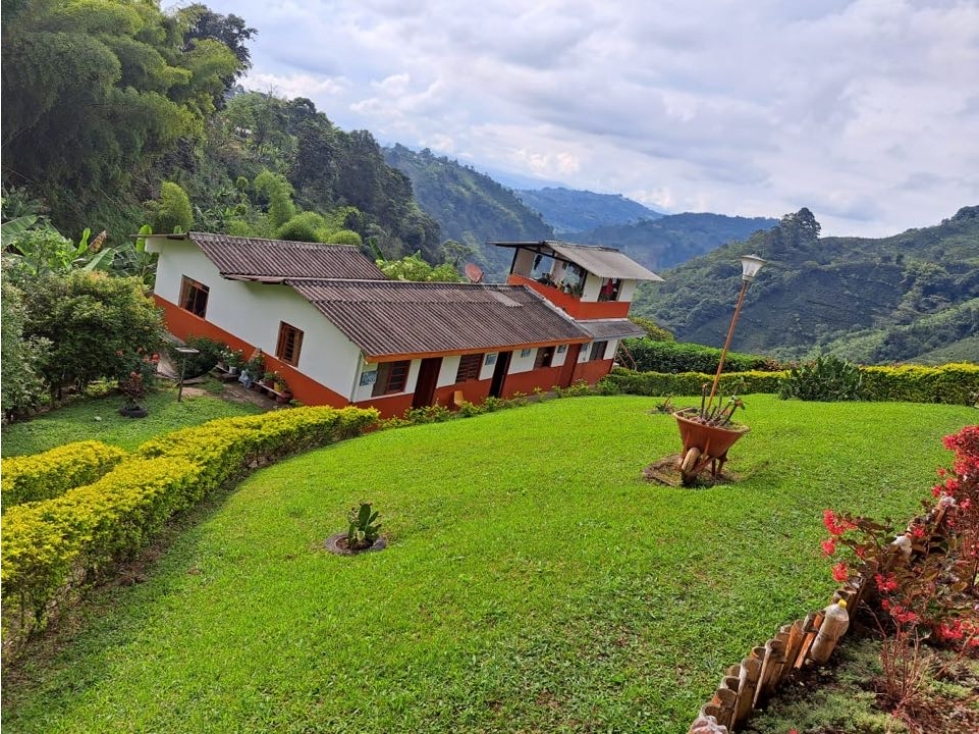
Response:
[[359, 370, 378, 386]]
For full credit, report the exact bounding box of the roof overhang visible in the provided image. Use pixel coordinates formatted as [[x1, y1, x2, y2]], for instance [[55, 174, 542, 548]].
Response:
[[494, 240, 663, 282]]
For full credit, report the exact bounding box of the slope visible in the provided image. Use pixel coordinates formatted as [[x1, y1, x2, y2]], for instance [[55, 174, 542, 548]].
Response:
[[631, 207, 979, 363], [515, 187, 663, 233]]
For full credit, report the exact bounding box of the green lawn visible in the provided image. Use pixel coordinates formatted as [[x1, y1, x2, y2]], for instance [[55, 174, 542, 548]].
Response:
[[2, 395, 974, 734], [0, 385, 262, 457]]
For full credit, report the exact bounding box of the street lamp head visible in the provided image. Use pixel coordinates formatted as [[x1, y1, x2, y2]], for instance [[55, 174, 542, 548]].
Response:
[[740, 254, 766, 282]]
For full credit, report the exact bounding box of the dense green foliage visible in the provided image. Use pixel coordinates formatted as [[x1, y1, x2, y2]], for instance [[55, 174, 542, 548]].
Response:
[[515, 186, 663, 233], [1, 0, 240, 239], [384, 145, 553, 278], [601, 368, 786, 398], [375, 252, 462, 282], [779, 355, 864, 401], [0, 265, 47, 413], [21, 272, 164, 400], [2, 397, 972, 733], [628, 315, 675, 342], [1, 407, 378, 642], [623, 338, 782, 374], [566, 212, 777, 272], [632, 207, 979, 363]]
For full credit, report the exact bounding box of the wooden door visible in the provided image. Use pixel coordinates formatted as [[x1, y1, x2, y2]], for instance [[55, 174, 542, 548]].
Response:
[[411, 357, 443, 408]]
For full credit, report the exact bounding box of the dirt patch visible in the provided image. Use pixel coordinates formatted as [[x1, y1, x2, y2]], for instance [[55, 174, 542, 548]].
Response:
[[642, 454, 741, 488]]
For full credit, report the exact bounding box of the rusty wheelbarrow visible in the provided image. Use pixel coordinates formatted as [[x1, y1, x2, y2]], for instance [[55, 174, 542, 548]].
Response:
[[673, 408, 749, 485]]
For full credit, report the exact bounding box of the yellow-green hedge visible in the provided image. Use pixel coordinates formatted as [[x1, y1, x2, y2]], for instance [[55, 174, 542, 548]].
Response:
[[599, 368, 787, 397], [1, 441, 129, 511], [859, 363, 979, 405], [1, 406, 379, 640]]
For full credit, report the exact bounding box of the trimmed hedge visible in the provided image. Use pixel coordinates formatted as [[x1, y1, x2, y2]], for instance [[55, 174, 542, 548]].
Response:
[[1, 406, 379, 644], [1, 441, 129, 511], [601, 362, 979, 405], [859, 362, 979, 405], [600, 368, 786, 397], [622, 338, 783, 374]]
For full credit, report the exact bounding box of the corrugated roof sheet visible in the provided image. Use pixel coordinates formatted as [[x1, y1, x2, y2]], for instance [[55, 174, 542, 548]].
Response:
[[575, 319, 646, 340], [289, 280, 591, 358], [494, 240, 664, 281], [184, 232, 388, 281]]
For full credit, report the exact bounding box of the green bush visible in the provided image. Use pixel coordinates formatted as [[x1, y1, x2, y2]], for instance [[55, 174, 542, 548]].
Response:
[[779, 355, 865, 401], [1, 407, 379, 644], [859, 362, 979, 405], [168, 335, 227, 379], [1, 441, 129, 510], [623, 339, 782, 374], [599, 368, 786, 397]]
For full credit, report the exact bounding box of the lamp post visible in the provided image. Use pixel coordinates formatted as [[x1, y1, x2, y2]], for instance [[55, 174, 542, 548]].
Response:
[[705, 254, 766, 413], [175, 346, 200, 402]]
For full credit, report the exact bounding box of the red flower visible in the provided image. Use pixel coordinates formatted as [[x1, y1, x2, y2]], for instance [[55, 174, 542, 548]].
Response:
[[823, 509, 853, 536], [821, 538, 837, 556], [874, 573, 898, 593], [832, 562, 849, 582]]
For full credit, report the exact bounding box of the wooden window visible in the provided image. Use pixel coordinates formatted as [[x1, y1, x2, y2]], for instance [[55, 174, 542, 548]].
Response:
[[179, 276, 209, 317], [276, 322, 304, 366], [589, 341, 608, 362], [372, 360, 410, 396], [455, 353, 483, 382], [534, 346, 555, 369]]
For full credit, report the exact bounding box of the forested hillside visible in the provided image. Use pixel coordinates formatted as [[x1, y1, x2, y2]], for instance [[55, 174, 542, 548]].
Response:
[[384, 145, 553, 277], [515, 187, 662, 233], [632, 207, 979, 364], [1, 1, 440, 262], [565, 213, 778, 272]]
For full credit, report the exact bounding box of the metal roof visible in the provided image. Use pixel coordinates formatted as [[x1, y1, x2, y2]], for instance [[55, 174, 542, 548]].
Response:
[[575, 319, 646, 340], [494, 240, 664, 282], [288, 280, 591, 359], [179, 232, 388, 281]]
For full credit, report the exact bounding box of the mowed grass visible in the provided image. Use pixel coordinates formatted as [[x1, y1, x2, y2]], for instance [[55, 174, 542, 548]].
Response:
[[0, 386, 262, 457], [2, 395, 974, 734]]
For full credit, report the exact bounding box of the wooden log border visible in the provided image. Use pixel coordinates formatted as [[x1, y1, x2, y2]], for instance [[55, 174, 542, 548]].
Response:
[[686, 497, 953, 733]]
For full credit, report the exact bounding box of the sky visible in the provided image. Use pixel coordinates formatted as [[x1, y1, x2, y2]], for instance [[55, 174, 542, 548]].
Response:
[[204, 0, 979, 238]]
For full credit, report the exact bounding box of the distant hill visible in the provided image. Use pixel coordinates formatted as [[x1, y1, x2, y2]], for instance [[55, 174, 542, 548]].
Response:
[[564, 213, 778, 272], [516, 187, 663, 233], [631, 206, 979, 364], [383, 145, 554, 277]]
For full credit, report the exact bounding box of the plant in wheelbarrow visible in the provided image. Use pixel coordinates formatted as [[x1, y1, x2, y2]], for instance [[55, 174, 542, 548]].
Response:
[[325, 502, 387, 555], [673, 386, 750, 485]]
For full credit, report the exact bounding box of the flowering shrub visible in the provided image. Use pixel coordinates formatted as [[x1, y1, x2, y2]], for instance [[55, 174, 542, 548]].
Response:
[[821, 424, 979, 651], [116, 347, 160, 407]]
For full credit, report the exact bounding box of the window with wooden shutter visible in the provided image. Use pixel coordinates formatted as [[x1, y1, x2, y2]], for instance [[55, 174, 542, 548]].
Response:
[[534, 346, 555, 369], [276, 322, 304, 366], [588, 341, 608, 361], [455, 353, 483, 382], [372, 360, 410, 396], [179, 276, 209, 317]]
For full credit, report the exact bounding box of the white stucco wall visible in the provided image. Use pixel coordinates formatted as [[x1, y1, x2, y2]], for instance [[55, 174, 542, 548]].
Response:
[[619, 280, 638, 303], [150, 238, 364, 399]]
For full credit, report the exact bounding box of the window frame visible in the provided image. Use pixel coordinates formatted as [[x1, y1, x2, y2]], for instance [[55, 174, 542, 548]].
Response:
[[372, 360, 410, 396], [588, 340, 609, 362], [534, 346, 555, 369], [179, 276, 209, 318], [275, 321, 304, 367]]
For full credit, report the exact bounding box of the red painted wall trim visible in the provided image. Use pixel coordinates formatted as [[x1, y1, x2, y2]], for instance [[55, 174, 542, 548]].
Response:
[[155, 296, 349, 408], [572, 358, 614, 385], [507, 274, 631, 319]]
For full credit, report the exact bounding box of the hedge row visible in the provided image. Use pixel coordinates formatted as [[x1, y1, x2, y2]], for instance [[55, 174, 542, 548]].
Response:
[[859, 363, 979, 405], [1, 441, 129, 511], [1, 406, 379, 642], [600, 368, 786, 397], [601, 362, 979, 405], [622, 338, 783, 374]]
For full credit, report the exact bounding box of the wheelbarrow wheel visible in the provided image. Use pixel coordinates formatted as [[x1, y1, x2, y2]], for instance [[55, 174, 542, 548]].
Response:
[[680, 447, 702, 485]]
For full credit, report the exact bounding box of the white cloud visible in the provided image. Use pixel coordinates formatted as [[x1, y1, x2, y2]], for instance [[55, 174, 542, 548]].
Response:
[[212, 0, 979, 237]]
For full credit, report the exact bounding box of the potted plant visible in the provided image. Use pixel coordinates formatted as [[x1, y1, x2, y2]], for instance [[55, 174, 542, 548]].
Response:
[[325, 502, 386, 555], [673, 387, 749, 485]]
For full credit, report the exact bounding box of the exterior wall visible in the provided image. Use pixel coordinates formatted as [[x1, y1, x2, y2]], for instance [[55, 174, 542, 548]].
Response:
[[581, 272, 602, 301], [619, 280, 638, 303], [150, 238, 364, 402], [573, 358, 615, 385]]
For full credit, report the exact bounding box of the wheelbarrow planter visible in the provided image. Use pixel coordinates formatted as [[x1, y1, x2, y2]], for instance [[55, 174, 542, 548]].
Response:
[[673, 408, 749, 485]]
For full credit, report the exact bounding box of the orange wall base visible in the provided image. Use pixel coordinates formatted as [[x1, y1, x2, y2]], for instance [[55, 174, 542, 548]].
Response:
[[155, 297, 350, 409], [507, 275, 631, 319]]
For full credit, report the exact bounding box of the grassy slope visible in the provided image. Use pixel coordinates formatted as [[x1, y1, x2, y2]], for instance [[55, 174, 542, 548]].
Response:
[[2, 396, 975, 734], [0, 387, 262, 458]]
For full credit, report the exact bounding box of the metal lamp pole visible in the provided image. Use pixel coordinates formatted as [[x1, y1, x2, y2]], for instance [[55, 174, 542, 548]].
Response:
[[175, 346, 200, 402], [705, 255, 766, 413]]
